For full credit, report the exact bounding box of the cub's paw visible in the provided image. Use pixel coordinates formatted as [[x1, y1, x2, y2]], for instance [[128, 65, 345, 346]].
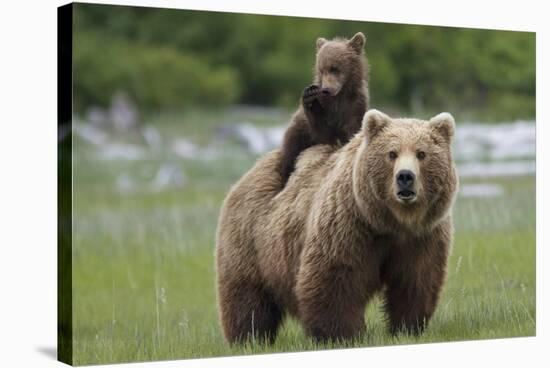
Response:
[[302, 85, 321, 108]]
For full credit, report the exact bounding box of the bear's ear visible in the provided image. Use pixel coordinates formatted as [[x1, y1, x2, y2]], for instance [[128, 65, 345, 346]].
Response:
[[362, 109, 391, 140], [347, 32, 366, 53], [429, 112, 455, 144], [316, 37, 327, 51]]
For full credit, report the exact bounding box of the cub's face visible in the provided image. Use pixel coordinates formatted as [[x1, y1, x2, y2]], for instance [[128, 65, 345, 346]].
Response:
[[315, 32, 366, 96], [354, 110, 458, 229]]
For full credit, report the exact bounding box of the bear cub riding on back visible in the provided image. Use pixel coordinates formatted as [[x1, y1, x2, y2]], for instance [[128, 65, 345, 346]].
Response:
[[279, 32, 369, 184]]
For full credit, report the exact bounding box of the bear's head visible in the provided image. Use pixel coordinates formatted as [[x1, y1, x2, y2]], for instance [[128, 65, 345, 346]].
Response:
[[352, 109, 458, 233], [314, 32, 367, 97]]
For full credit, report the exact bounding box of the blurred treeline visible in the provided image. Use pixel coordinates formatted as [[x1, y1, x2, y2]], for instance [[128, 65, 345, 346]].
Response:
[[73, 3, 535, 121]]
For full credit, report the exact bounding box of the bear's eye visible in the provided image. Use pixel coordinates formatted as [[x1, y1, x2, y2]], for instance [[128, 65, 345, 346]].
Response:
[[329, 66, 339, 74], [389, 151, 398, 160], [417, 151, 426, 160]]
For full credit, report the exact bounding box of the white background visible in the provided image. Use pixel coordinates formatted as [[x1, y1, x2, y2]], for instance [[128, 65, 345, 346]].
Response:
[[0, 0, 547, 366]]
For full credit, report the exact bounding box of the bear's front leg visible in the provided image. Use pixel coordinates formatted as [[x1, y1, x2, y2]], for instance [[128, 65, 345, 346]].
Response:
[[301, 85, 327, 130], [383, 230, 451, 335], [384, 278, 441, 335], [295, 262, 369, 343], [302, 85, 321, 109]]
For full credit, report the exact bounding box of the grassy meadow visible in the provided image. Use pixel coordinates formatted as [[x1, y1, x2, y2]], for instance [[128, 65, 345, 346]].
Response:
[[71, 108, 535, 365]]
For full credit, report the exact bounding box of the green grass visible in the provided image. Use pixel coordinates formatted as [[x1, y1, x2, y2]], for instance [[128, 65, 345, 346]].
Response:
[[70, 111, 535, 365]]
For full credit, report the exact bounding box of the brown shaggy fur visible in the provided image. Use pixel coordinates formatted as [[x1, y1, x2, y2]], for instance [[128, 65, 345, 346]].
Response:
[[279, 32, 369, 184], [216, 109, 459, 343]]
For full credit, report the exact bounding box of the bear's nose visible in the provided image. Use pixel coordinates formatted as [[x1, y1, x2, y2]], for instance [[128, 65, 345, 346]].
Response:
[[396, 170, 415, 189]]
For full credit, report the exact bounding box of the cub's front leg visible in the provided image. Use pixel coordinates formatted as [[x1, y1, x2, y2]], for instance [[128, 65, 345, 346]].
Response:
[[301, 85, 334, 137]]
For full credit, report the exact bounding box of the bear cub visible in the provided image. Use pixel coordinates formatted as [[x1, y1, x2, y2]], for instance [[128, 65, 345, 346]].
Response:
[[279, 32, 369, 184]]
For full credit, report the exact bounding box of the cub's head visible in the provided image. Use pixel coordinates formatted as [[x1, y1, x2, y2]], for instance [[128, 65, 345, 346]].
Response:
[[314, 32, 367, 96], [353, 109, 458, 231]]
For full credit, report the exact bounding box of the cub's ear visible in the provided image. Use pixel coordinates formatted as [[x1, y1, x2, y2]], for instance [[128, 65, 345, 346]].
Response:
[[429, 112, 455, 144], [348, 32, 366, 53], [362, 109, 391, 140], [316, 37, 327, 51]]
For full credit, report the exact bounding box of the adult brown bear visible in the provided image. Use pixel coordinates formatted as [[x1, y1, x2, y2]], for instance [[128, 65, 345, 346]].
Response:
[[216, 109, 458, 343]]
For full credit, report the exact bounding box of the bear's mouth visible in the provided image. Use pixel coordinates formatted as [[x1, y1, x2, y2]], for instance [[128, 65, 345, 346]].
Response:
[[397, 190, 417, 203], [320, 86, 341, 97]]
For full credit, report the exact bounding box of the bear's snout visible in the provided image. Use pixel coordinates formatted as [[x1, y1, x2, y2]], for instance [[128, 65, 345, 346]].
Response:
[[320, 74, 342, 96], [396, 169, 417, 202], [396, 169, 415, 189]]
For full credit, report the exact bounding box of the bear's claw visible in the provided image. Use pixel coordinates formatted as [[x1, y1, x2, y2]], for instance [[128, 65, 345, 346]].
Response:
[[302, 85, 321, 108]]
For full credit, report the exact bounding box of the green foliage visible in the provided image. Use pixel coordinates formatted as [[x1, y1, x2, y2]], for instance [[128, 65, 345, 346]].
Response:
[[73, 4, 535, 120], [73, 32, 239, 111]]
